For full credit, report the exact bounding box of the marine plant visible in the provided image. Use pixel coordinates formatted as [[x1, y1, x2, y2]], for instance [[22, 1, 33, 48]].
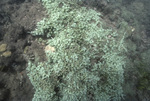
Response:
[[26, 0, 125, 101]]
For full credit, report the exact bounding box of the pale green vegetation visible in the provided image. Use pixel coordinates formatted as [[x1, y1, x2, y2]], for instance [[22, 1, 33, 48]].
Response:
[[27, 0, 125, 101]]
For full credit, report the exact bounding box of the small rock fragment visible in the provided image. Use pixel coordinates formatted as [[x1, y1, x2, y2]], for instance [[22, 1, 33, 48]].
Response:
[[2, 51, 12, 57], [0, 44, 7, 52]]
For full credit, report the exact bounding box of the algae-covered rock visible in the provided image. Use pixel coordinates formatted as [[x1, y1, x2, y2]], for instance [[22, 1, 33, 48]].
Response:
[[27, 0, 126, 101]]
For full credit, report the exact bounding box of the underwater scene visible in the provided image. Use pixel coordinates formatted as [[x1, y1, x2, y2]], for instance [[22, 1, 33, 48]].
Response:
[[0, 0, 149, 101]]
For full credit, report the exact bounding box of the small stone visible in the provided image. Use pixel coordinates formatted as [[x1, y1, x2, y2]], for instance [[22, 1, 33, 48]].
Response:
[[2, 51, 12, 57], [45, 45, 55, 53], [0, 44, 7, 52]]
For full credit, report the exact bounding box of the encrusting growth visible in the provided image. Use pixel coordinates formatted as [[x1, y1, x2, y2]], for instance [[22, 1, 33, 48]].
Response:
[[27, 0, 126, 101]]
